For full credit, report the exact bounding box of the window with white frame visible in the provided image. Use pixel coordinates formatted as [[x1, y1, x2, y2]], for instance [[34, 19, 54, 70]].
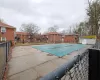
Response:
[[1, 37, 6, 41], [1, 27, 6, 32]]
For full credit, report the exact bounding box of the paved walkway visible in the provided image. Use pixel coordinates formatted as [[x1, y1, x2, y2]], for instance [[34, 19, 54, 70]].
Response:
[[7, 45, 91, 80]]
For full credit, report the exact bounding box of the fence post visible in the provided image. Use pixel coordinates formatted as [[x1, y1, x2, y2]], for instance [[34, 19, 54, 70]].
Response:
[[6, 42, 8, 62], [6, 42, 7, 62], [89, 48, 100, 80]]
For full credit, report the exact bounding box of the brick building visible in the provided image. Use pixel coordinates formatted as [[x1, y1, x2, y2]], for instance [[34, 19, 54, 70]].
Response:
[[43, 32, 79, 43], [0, 22, 16, 44], [15, 32, 29, 42], [15, 31, 79, 43], [16, 32, 44, 42], [64, 34, 79, 43], [46, 32, 62, 43]]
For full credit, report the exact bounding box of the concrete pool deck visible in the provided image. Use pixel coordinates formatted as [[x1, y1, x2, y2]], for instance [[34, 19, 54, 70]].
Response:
[[7, 45, 91, 80]]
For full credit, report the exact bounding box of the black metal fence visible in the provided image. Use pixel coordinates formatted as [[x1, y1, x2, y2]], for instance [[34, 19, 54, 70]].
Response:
[[0, 42, 11, 80], [40, 44, 100, 80], [93, 41, 100, 49]]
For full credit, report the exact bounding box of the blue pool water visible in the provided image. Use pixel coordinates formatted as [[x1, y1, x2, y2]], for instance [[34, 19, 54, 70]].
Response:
[[32, 43, 86, 57]]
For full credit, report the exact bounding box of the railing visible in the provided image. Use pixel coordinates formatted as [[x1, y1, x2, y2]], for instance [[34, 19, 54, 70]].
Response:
[[61, 51, 88, 80], [0, 42, 11, 80], [40, 50, 89, 80], [41, 44, 100, 80]]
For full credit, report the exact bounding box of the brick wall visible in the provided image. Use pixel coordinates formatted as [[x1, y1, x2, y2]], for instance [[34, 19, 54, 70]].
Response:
[[0, 28, 15, 41], [48, 34, 62, 43], [64, 35, 79, 43]]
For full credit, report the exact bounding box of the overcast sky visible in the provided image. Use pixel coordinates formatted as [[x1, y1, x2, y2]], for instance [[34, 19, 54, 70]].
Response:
[[0, 0, 88, 33]]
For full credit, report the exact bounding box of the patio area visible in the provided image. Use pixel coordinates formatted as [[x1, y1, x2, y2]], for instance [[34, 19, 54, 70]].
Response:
[[7, 45, 91, 80]]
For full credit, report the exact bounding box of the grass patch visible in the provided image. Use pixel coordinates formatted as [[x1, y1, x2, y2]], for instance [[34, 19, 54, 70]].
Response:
[[15, 42, 49, 46], [15, 42, 79, 46]]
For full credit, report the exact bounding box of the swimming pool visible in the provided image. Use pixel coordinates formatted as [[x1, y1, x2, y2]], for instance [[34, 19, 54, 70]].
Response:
[[32, 43, 86, 57]]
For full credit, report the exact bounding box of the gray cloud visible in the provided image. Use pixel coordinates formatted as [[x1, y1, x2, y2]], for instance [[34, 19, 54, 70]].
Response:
[[0, 0, 88, 33]]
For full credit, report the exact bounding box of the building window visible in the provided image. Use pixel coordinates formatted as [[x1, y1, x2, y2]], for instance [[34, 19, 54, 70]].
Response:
[[1, 27, 6, 33], [1, 37, 6, 41]]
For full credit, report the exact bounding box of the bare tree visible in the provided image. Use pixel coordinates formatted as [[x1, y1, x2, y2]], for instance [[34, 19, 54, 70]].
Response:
[[20, 23, 40, 42], [61, 28, 73, 35], [48, 25, 59, 32], [0, 18, 4, 22], [20, 23, 40, 34], [87, 0, 100, 37], [72, 22, 90, 36], [61, 29, 68, 35]]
